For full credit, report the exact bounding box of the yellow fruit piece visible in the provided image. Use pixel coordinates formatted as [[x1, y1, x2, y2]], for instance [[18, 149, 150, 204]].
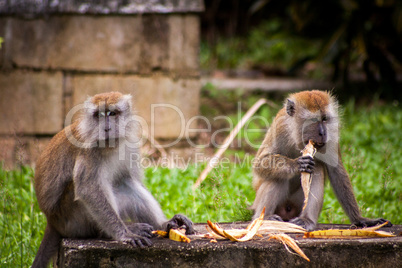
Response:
[[152, 230, 168, 237], [169, 228, 191, 243], [303, 222, 395, 238]]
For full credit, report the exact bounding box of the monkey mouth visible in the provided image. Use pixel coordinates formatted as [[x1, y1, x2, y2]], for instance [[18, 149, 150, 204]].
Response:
[[304, 140, 325, 148], [314, 142, 325, 148]]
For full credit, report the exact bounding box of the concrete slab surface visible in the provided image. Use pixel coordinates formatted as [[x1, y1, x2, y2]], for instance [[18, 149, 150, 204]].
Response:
[[56, 223, 402, 268]]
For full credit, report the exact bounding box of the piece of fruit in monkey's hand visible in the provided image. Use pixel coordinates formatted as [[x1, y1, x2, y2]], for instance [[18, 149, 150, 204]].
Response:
[[301, 140, 317, 211]]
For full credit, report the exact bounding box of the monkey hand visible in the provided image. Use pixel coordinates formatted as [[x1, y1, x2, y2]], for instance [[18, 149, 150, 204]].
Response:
[[353, 218, 392, 228], [126, 222, 155, 238], [120, 231, 153, 248], [164, 214, 195, 235], [289, 217, 316, 231], [297, 156, 315, 173]]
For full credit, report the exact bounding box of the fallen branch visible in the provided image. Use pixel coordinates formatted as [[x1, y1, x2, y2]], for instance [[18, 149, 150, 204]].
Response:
[[193, 98, 269, 190]]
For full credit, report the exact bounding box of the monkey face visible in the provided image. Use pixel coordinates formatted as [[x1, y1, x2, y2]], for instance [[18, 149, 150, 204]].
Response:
[[301, 115, 328, 148], [93, 105, 121, 141], [74, 92, 136, 148]]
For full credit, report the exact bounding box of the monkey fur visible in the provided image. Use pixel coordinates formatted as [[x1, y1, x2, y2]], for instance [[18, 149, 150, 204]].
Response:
[[251, 90, 391, 231], [32, 92, 194, 268]]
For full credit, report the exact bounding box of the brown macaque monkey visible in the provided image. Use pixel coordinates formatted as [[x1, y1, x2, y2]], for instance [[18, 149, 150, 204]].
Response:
[[251, 90, 392, 231], [32, 92, 194, 268]]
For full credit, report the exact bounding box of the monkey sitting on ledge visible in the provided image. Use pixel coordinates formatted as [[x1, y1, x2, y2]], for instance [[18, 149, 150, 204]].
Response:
[[32, 92, 194, 268], [250, 90, 392, 231]]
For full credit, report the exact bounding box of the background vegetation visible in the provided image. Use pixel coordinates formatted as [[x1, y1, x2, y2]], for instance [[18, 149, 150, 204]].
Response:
[[1, 94, 401, 267], [201, 0, 402, 99]]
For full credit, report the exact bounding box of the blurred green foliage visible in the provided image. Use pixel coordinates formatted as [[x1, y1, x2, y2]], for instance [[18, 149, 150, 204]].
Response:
[[202, 0, 402, 98], [201, 20, 324, 78]]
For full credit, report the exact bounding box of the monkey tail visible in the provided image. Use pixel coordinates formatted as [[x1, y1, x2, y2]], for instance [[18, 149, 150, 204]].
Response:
[[32, 223, 61, 268]]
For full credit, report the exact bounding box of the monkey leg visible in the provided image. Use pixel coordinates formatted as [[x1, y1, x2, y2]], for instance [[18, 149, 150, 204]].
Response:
[[290, 165, 325, 231], [250, 179, 289, 221]]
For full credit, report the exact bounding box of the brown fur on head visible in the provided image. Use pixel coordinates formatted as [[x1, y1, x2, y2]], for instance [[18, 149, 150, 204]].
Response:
[[92, 91, 124, 106], [289, 90, 330, 112]]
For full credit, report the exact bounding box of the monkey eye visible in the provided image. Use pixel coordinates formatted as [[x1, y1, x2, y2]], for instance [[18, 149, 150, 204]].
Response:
[[322, 115, 328, 122], [311, 118, 319, 123], [93, 111, 107, 117], [93, 110, 119, 117]]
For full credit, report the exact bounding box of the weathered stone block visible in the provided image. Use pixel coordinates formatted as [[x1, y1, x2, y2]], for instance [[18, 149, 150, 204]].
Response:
[[168, 15, 200, 73], [8, 15, 199, 75], [8, 16, 142, 73], [0, 71, 63, 135], [70, 75, 200, 139], [56, 223, 402, 268], [26, 137, 52, 165], [139, 15, 169, 73], [0, 138, 16, 169]]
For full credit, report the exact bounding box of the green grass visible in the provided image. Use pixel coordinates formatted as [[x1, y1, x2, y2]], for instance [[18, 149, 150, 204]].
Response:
[[1, 101, 401, 267], [0, 166, 45, 267]]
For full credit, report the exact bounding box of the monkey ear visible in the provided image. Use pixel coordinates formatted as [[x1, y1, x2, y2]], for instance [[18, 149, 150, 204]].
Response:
[[119, 94, 133, 111], [286, 99, 296, 116]]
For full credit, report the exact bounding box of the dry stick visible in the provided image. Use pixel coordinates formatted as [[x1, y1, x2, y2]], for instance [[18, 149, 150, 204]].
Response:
[[193, 98, 269, 190]]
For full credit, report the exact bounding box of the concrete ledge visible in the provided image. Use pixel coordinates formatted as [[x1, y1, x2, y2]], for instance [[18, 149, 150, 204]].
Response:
[[0, 0, 204, 15], [202, 77, 333, 92], [56, 223, 402, 267]]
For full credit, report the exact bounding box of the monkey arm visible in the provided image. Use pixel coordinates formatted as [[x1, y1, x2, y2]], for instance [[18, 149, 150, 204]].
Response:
[[326, 158, 365, 223], [72, 159, 152, 246], [326, 158, 392, 227], [73, 172, 129, 239]]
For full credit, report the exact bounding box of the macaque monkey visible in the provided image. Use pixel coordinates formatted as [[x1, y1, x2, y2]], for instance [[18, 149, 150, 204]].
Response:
[[251, 90, 391, 231], [32, 92, 194, 268]]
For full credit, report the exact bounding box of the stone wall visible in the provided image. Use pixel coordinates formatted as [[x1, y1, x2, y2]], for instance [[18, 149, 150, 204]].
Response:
[[0, 0, 204, 168]]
